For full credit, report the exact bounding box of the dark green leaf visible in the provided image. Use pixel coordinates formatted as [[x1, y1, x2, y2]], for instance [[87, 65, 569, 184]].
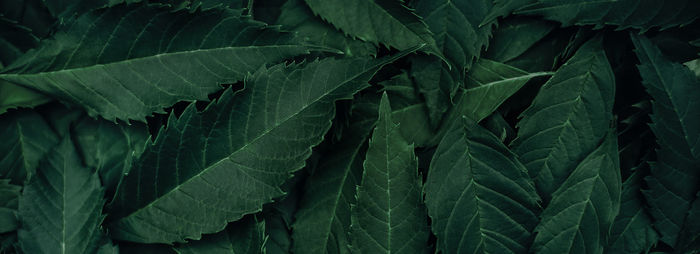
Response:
[[0, 4, 322, 121], [425, 117, 540, 254], [631, 34, 700, 248], [18, 138, 107, 254], [531, 130, 621, 254], [174, 216, 265, 254], [606, 169, 659, 254], [511, 37, 615, 201], [107, 52, 413, 244], [350, 93, 429, 253], [0, 109, 58, 184]]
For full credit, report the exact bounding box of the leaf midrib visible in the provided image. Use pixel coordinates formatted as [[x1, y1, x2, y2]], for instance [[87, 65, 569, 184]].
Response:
[[112, 59, 384, 225]]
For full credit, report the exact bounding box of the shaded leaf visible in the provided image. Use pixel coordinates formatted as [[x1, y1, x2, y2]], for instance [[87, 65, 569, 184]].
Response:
[[18, 138, 107, 254], [484, 17, 556, 63], [0, 109, 58, 184], [276, 0, 376, 57], [631, 34, 700, 248], [517, 0, 700, 31], [350, 93, 429, 253], [531, 130, 621, 254], [0, 81, 51, 115], [511, 37, 615, 202], [174, 216, 265, 254], [425, 117, 540, 254], [0, 180, 20, 234]]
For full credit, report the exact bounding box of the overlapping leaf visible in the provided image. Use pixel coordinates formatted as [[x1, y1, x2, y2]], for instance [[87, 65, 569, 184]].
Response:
[[511, 38, 615, 201], [0, 109, 58, 184], [106, 52, 412, 244], [350, 94, 429, 254], [425, 117, 540, 254], [304, 0, 443, 60], [517, 0, 700, 31], [174, 216, 265, 254], [0, 180, 20, 234], [606, 169, 658, 254], [631, 34, 700, 248], [290, 94, 375, 254], [531, 130, 621, 254], [276, 0, 376, 57], [0, 4, 321, 121], [18, 138, 107, 254]]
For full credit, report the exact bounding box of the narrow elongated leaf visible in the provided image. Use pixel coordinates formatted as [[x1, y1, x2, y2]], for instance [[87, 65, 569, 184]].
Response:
[[425, 117, 540, 254], [107, 52, 413, 244], [531, 130, 621, 254], [277, 0, 376, 57], [631, 34, 700, 248], [511, 38, 615, 201], [291, 96, 376, 254], [484, 17, 556, 63], [606, 169, 659, 254], [429, 59, 550, 147], [73, 117, 149, 196], [463, 59, 553, 121], [174, 217, 265, 254], [0, 4, 321, 121], [304, 0, 443, 61], [350, 93, 429, 254], [517, 0, 700, 31], [18, 138, 106, 254], [0, 109, 58, 184]]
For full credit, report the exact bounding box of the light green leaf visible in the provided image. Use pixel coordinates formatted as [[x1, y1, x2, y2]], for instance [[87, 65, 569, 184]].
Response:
[[0, 4, 322, 121], [174, 217, 265, 254], [350, 93, 429, 254], [73, 116, 149, 196], [0, 81, 51, 115], [291, 95, 376, 254], [304, 0, 444, 61], [277, 0, 376, 57], [606, 169, 659, 254], [18, 137, 107, 254], [511, 38, 615, 201], [429, 59, 550, 147], [631, 34, 700, 248], [531, 130, 621, 254], [107, 52, 413, 244], [516, 0, 700, 31], [0, 109, 59, 184], [425, 117, 540, 254]]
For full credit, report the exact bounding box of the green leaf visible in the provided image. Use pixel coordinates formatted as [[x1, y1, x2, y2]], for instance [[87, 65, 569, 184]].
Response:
[[350, 93, 429, 253], [425, 116, 540, 254], [18, 137, 107, 254], [511, 37, 615, 201], [276, 0, 376, 57], [429, 59, 550, 147], [483, 0, 535, 24], [408, 55, 458, 128], [463, 58, 553, 121], [378, 72, 436, 147], [303, 0, 444, 61], [0, 180, 20, 234], [413, 0, 494, 71], [606, 169, 659, 254], [631, 34, 700, 248], [0, 109, 59, 184], [531, 130, 621, 254], [174, 216, 265, 254], [0, 4, 322, 121], [516, 0, 700, 31], [484, 17, 556, 63], [291, 95, 375, 254], [0, 81, 51, 115], [73, 116, 150, 196], [107, 52, 413, 244], [0, 18, 40, 68]]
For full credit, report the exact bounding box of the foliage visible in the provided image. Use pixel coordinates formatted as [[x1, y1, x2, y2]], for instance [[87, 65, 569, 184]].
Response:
[[0, 0, 698, 253]]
